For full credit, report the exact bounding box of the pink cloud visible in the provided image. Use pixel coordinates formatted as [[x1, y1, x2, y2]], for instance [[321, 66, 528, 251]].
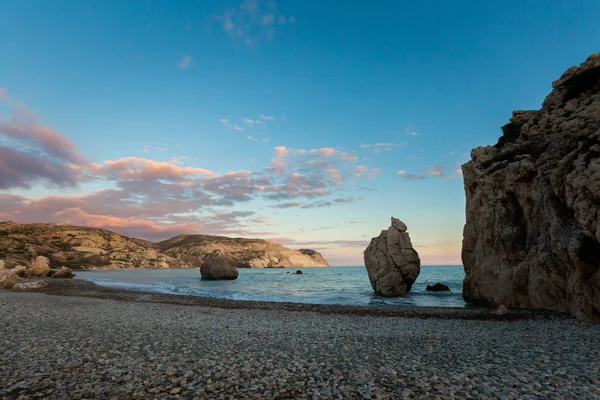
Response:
[[0, 89, 86, 189], [99, 157, 214, 180], [319, 148, 336, 157], [274, 146, 287, 158]]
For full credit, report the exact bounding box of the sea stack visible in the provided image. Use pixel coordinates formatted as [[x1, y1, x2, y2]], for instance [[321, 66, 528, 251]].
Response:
[[364, 217, 421, 296], [462, 53, 600, 321]]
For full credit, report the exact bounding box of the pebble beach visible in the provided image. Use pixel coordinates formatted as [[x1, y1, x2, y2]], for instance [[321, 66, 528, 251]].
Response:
[[1, 280, 599, 400]]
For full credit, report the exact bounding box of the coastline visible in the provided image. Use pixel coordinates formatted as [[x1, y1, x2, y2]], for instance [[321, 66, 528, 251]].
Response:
[[10, 278, 571, 321]]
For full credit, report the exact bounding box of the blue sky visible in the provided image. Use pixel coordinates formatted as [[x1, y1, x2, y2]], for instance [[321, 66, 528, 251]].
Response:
[[0, 0, 598, 265]]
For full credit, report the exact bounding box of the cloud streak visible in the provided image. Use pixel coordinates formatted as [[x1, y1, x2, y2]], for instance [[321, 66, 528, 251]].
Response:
[[177, 55, 192, 69]]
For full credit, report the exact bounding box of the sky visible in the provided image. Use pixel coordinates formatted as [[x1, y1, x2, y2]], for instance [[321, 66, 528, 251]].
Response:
[[0, 1, 599, 266]]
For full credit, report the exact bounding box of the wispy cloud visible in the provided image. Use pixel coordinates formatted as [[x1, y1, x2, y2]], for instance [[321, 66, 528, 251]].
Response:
[[360, 142, 397, 154], [176, 55, 192, 69], [405, 124, 418, 136], [354, 165, 381, 178], [397, 170, 426, 180], [259, 113, 275, 120], [214, 0, 296, 47], [247, 135, 268, 143]]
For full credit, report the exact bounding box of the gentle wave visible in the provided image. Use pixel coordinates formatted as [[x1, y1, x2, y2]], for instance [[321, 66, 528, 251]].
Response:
[[80, 266, 467, 308]]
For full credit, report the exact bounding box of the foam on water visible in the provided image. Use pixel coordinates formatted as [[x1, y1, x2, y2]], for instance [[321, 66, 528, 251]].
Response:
[[77, 266, 467, 307]]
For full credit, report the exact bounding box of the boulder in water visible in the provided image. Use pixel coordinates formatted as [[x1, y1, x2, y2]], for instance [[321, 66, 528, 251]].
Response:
[[364, 217, 421, 296], [296, 270, 303, 275], [426, 283, 451, 292], [200, 251, 239, 281]]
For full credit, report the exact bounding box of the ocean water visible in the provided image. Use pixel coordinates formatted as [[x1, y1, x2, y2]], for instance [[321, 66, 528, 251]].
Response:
[[76, 265, 466, 308]]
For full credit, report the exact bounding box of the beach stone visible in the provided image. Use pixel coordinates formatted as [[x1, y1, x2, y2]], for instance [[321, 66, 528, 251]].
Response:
[[200, 251, 239, 281], [462, 53, 600, 322], [0, 269, 21, 289], [426, 283, 451, 292], [13, 281, 48, 290], [12, 265, 27, 277], [494, 305, 509, 316], [29, 256, 51, 277], [364, 217, 421, 296], [51, 266, 74, 279]]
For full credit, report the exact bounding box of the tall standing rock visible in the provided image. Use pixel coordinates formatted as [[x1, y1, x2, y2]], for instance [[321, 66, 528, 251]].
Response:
[[364, 217, 421, 296], [462, 54, 600, 321]]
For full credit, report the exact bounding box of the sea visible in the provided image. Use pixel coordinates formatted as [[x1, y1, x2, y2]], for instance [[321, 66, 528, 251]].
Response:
[[76, 265, 466, 308]]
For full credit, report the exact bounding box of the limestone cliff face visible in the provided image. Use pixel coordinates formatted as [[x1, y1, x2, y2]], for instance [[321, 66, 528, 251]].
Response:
[[298, 249, 329, 266], [158, 235, 329, 268], [462, 54, 600, 321], [0, 222, 188, 270]]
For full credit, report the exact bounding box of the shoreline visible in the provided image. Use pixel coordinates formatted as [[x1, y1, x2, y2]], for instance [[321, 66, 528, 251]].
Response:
[[11, 278, 572, 322], [2, 281, 598, 399]]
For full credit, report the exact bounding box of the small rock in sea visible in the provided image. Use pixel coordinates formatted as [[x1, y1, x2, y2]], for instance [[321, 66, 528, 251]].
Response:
[[296, 270, 303, 275], [426, 283, 451, 292], [494, 304, 509, 316]]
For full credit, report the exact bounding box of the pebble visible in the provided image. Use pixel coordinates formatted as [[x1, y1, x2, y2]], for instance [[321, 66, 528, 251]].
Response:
[[1, 291, 599, 400]]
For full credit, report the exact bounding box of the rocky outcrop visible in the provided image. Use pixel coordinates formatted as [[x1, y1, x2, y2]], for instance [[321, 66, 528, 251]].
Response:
[[12, 266, 27, 277], [426, 283, 451, 292], [51, 266, 74, 279], [0, 269, 21, 289], [159, 235, 329, 268], [364, 217, 421, 296], [0, 222, 189, 270], [200, 252, 239, 280], [462, 54, 600, 321], [298, 249, 328, 266], [28, 256, 51, 277], [0, 260, 4, 269], [14, 281, 48, 290]]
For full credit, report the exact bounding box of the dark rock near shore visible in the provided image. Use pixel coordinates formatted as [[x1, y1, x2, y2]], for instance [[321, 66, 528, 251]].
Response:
[[462, 53, 600, 322], [296, 270, 303, 275], [200, 252, 239, 281], [426, 283, 451, 292], [364, 217, 421, 297], [51, 266, 74, 279]]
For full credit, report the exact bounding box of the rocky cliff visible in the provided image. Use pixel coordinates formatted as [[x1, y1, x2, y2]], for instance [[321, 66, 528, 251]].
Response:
[[0, 221, 188, 269], [158, 235, 329, 268], [462, 54, 600, 321]]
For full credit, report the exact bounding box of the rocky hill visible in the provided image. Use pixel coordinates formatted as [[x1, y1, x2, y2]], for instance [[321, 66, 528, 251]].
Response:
[[158, 235, 329, 268], [462, 54, 600, 321], [0, 222, 329, 270], [0, 221, 187, 270]]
